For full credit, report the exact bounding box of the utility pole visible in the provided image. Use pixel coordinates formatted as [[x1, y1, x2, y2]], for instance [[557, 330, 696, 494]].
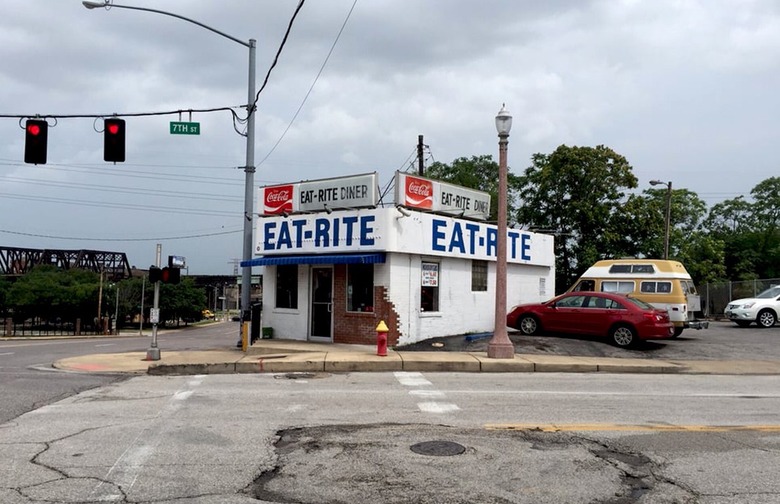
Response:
[[146, 244, 162, 361], [417, 135, 425, 176], [139, 274, 145, 336]]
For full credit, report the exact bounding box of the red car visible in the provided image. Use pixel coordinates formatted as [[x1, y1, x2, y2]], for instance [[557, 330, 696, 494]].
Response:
[[506, 291, 674, 348]]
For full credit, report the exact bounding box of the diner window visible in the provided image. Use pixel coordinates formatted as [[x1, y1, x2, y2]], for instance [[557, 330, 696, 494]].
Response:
[[421, 262, 439, 312], [471, 260, 488, 291], [347, 263, 374, 312], [275, 264, 298, 309]]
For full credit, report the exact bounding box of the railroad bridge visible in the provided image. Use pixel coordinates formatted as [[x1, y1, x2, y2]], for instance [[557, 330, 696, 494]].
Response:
[[0, 246, 132, 281]]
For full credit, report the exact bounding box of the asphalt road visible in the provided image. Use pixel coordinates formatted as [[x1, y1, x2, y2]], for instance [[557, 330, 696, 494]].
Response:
[[2, 372, 779, 503], [0, 321, 238, 424]]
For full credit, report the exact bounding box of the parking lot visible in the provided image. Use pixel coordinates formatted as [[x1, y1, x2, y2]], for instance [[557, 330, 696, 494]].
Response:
[[401, 320, 780, 361]]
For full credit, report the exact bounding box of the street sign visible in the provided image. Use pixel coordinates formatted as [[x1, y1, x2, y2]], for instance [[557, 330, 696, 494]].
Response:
[[150, 308, 160, 324], [169, 121, 200, 135]]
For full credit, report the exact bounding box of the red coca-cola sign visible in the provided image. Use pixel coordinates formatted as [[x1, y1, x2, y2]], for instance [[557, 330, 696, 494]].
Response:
[[263, 184, 294, 215], [404, 175, 433, 209]]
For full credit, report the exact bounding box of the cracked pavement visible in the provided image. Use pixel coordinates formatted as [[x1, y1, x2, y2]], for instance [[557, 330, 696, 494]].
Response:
[[1, 373, 779, 503]]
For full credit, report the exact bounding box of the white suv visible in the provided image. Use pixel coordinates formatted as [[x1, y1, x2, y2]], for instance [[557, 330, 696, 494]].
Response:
[[725, 285, 780, 328]]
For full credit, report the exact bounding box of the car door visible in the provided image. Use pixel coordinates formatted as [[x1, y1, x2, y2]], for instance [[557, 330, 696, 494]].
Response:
[[545, 295, 587, 333], [580, 295, 611, 335]]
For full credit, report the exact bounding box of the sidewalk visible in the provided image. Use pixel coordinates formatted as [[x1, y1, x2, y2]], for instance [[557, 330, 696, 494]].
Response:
[[53, 338, 780, 376]]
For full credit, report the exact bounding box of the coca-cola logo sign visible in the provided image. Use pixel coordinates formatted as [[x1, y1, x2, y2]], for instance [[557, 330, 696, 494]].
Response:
[[263, 185, 294, 214], [404, 176, 433, 209]]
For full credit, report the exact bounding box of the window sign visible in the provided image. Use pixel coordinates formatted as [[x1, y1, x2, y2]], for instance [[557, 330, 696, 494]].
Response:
[[422, 262, 439, 287]]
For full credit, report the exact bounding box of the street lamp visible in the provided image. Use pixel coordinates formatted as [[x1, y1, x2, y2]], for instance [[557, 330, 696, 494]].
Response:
[[82, 0, 257, 331], [649, 179, 672, 259], [487, 104, 514, 359]]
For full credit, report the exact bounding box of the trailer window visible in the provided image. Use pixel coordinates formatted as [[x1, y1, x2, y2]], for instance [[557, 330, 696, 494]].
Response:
[[608, 264, 655, 274], [640, 281, 672, 293], [602, 281, 634, 293]]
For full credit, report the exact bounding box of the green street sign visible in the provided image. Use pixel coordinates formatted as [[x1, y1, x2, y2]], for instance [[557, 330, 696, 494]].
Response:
[[170, 121, 200, 135]]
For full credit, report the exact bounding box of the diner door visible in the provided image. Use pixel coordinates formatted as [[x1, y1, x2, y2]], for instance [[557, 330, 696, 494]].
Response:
[[310, 267, 333, 341]]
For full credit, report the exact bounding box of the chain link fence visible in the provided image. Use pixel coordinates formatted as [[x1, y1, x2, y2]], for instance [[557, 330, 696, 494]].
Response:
[[699, 278, 780, 318]]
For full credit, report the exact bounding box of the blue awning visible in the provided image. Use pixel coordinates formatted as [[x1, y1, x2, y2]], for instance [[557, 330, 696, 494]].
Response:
[[241, 253, 386, 267]]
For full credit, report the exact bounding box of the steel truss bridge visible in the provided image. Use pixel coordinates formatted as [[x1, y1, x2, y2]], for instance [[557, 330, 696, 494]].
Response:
[[0, 246, 132, 281]]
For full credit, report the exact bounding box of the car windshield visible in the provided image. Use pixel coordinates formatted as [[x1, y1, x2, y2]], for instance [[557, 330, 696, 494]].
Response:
[[756, 286, 780, 299], [623, 297, 655, 310]]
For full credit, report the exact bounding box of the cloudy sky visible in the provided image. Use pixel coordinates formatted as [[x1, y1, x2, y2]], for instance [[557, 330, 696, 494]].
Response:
[[1, 0, 778, 274]]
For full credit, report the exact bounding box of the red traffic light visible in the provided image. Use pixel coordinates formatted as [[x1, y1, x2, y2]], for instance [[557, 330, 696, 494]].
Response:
[[103, 118, 126, 163], [24, 119, 48, 165]]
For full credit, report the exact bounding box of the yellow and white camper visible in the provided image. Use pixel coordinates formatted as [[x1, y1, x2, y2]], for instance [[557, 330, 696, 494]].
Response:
[[568, 259, 708, 337]]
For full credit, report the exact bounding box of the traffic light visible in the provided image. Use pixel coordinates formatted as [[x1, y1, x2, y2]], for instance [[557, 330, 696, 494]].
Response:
[[149, 265, 162, 283], [24, 119, 48, 165], [148, 265, 180, 284], [161, 267, 181, 285], [104, 118, 126, 162]]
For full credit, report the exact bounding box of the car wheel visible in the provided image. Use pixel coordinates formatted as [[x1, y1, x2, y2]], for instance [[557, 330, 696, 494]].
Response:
[[735, 321, 752, 328], [518, 315, 540, 335], [671, 327, 684, 338], [757, 310, 777, 328], [610, 324, 637, 348]]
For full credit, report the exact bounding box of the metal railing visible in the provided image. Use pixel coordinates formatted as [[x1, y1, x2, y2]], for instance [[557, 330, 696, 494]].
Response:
[[1, 317, 104, 337], [698, 278, 780, 317]]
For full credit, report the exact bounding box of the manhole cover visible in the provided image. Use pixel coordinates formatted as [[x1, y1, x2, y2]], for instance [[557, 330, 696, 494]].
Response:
[[410, 440, 466, 456], [282, 372, 316, 379]]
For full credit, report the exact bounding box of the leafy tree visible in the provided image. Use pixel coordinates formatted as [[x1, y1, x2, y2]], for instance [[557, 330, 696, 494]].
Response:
[[703, 177, 780, 280], [515, 144, 638, 293], [6, 266, 100, 324], [157, 277, 207, 326], [0, 276, 11, 316], [424, 155, 523, 223]]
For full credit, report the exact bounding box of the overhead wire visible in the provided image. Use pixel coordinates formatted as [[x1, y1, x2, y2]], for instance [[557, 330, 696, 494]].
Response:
[[0, 3, 312, 243], [257, 0, 357, 166], [0, 227, 242, 242]]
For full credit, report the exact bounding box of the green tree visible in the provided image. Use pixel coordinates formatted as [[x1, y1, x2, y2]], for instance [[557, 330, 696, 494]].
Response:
[[7, 266, 100, 323], [424, 155, 523, 222], [515, 144, 638, 293], [157, 277, 206, 326], [0, 276, 11, 316], [704, 177, 780, 280]]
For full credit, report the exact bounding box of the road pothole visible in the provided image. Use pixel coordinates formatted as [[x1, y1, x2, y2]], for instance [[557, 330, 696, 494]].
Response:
[[246, 424, 695, 503]]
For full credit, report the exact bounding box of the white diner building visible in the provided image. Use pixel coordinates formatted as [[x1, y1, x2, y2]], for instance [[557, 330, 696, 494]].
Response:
[[242, 172, 555, 347]]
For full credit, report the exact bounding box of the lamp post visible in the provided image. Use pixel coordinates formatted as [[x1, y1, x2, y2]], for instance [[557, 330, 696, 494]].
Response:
[[82, 0, 257, 332], [649, 179, 672, 259], [487, 104, 515, 359]]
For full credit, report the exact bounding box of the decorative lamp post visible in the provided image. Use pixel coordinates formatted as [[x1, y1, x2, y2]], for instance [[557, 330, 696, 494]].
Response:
[[82, 0, 257, 337], [649, 179, 672, 259], [487, 104, 515, 359]]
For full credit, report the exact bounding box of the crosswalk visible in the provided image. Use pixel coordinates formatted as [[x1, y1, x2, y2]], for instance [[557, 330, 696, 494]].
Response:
[[394, 371, 460, 414]]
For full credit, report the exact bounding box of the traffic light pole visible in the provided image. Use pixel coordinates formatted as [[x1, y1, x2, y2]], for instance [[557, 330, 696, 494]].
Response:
[[146, 243, 162, 361], [82, 0, 258, 349]]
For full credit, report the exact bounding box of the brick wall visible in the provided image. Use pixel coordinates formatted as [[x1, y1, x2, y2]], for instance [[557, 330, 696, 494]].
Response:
[[332, 264, 400, 345]]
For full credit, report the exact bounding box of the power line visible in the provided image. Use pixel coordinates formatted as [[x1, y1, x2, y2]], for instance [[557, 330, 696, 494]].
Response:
[[0, 227, 242, 242], [257, 0, 357, 165], [1, 1, 309, 138], [2, 176, 242, 202], [0, 193, 238, 217]]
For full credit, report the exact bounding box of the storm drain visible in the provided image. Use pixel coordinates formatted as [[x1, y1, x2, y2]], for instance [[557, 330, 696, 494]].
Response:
[[410, 440, 466, 456]]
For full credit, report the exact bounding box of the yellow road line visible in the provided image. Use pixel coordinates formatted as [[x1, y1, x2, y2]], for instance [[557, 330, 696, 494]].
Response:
[[485, 423, 780, 432]]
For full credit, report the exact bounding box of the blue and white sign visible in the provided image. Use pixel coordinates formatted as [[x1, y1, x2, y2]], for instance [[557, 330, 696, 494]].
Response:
[[255, 208, 554, 267]]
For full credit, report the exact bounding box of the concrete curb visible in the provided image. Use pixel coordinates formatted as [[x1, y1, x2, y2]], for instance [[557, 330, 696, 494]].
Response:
[[52, 342, 780, 376]]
